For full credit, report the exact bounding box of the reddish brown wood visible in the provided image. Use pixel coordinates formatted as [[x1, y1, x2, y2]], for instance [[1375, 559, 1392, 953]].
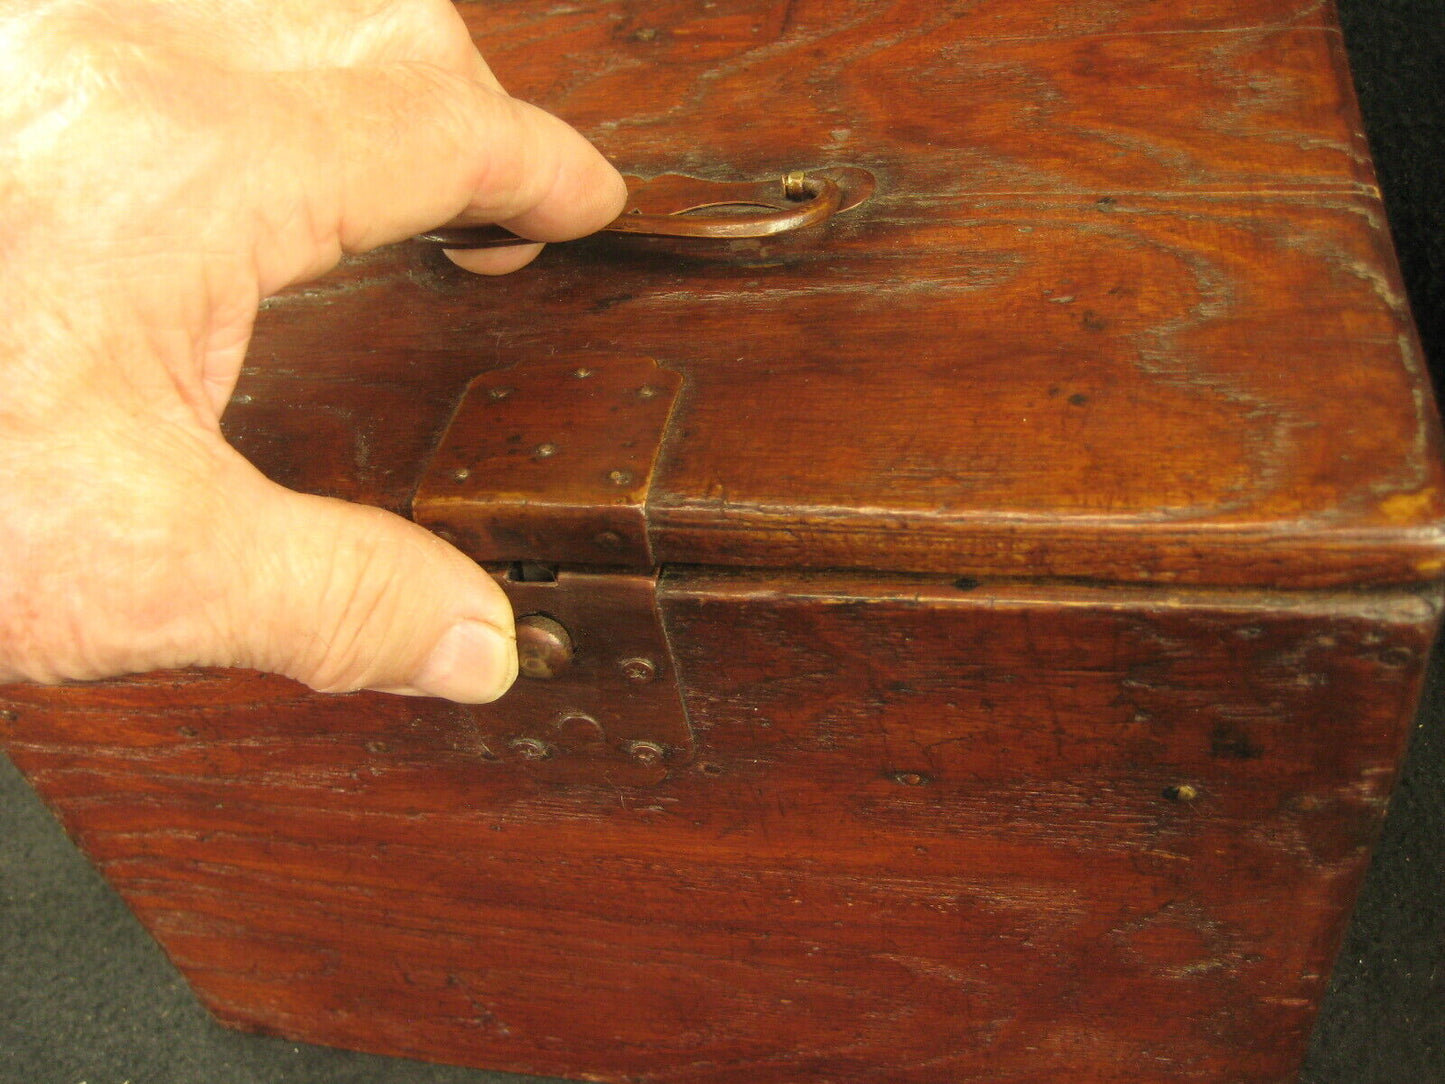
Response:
[[474, 2, 1369, 193], [3, 2, 1441, 1082], [229, 1, 1445, 588], [1, 578, 1435, 1082]]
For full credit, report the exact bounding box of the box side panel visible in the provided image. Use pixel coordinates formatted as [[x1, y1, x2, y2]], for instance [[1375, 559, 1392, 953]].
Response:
[[0, 578, 1434, 1083]]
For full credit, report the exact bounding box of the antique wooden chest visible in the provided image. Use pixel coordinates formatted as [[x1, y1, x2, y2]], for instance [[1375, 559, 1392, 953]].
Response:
[[2, 1, 1441, 1081]]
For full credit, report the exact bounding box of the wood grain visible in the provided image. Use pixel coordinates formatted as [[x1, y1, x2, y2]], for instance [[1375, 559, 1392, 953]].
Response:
[[217, 0, 1445, 586], [2, 577, 1435, 1082], [467, 1, 1367, 194], [239, 190, 1440, 586], [3, 3, 1439, 1083]]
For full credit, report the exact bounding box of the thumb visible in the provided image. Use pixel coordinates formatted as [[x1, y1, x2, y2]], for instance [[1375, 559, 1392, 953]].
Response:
[[2, 428, 518, 702], [218, 465, 518, 702]]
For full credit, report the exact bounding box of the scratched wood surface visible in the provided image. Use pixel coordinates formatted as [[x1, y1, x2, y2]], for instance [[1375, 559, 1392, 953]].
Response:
[[222, 0, 1445, 587], [0, 578, 1435, 1082]]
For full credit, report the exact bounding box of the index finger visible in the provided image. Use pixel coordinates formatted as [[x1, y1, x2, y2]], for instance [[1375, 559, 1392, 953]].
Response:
[[251, 63, 627, 291]]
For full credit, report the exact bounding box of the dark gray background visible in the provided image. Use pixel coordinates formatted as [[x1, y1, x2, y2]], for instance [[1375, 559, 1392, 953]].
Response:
[[2, 2, 1442, 1081]]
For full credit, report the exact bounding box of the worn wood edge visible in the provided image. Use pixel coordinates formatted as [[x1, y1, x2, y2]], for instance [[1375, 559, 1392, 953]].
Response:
[[646, 514, 1445, 590], [1321, 4, 1383, 188], [657, 566, 1445, 620], [456, 0, 1342, 42]]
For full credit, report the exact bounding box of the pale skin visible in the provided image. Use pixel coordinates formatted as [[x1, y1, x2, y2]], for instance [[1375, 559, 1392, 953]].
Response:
[[0, 0, 628, 702]]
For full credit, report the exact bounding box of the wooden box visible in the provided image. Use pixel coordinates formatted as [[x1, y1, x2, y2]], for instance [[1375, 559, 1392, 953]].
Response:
[[2, 2, 1441, 1081]]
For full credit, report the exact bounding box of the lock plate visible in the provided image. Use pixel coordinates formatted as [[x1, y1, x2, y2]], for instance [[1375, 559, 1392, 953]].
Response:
[[470, 567, 694, 786]]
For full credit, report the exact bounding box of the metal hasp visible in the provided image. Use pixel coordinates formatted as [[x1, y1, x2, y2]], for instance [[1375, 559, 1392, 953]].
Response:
[[414, 358, 682, 568], [418, 166, 876, 249], [469, 565, 693, 786], [415, 357, 694, 785]]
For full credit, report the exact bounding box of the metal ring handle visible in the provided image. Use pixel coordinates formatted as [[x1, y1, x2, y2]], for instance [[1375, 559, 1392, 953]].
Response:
[[418, 173, 846, 250]]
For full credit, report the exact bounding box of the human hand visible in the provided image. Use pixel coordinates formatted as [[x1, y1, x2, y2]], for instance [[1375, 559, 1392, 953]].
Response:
[[0, 0, 627, 701]]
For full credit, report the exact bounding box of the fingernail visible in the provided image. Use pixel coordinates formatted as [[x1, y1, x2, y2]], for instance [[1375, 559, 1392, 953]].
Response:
[[408, 619, 517, 703]]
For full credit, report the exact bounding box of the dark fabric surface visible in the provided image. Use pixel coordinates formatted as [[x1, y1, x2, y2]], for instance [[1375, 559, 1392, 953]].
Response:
[[2, 3, 1443, 1081], [1300, 2, 1445, 1078]]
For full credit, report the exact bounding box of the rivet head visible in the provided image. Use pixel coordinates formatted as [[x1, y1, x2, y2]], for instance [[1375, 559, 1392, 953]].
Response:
[[533, 442, 559, 459], [487, 386, 514, 400], [627, 740, 666, 765], [619, 657, 657, 684], [608, 469, 635, 486], [516, 614, 574, 679], [637, 385, 659, 400], [510, 737, 552, 760], [573, 367, 593, 379], [451, 467, 471, 483]]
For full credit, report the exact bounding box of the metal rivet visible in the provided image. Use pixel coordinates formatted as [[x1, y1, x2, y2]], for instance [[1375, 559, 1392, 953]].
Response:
[[533, 443, 559, 459], [608, 469, 635, 486], [594, 530, 624, 550], [487, 386, 514, 400], [620, 657, 657, 684], [510, 737, 552, 760], [516, 614, 574, 679], [573, 367, 593, 379], [893, 772, 927, 786], [1162, 784, 1199, 803], [627, 740, 665, 765], [783, 170, 809, 200], [451, 467, 471, 483], [637, 385, 659, 400]]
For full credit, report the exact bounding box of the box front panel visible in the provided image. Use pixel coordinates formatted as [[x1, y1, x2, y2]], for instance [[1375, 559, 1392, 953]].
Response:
[[0, 577, 1433, 1083]]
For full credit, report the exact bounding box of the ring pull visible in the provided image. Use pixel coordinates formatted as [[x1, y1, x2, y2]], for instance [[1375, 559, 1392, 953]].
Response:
[[417, 167, 876, 250]]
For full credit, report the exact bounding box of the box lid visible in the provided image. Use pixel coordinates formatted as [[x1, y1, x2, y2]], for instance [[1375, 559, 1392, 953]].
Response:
[[230, 0, 1445, 589]]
